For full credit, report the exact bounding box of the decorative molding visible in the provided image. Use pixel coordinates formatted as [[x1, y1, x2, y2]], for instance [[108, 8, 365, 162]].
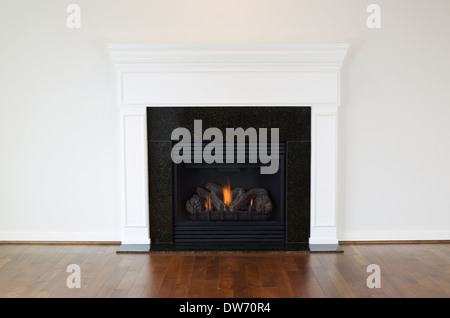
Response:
[[339, 240, 450, 245], [338, 231, 450, 242], [0, 241, 121, 245], [108, 43, 349, 70], [118, 102, 341, 108], [110, 43, 348, 107], [117, 69, 341, 106], [0, 232, 121, 242]]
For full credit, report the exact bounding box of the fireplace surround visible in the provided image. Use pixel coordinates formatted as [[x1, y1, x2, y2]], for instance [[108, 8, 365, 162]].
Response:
[[147, 107, 310, 246], [109, 43, 349, 252]]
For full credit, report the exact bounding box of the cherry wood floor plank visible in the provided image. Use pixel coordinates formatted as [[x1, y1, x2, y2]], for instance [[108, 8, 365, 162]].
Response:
[[356, 245, 408, 298], [270, 256, 296, 297], [330, 252, 375, 298], [94, 254, 133, 298], [363, 245, 425, 297], [320, 254, 357, 297], [218, 255, 234, 298], [256, 256, 280, 298], [292, 254, 325, 298], [231, 256, 249, 298], [27, 245, 76, 298], [125, 255, 151, 298], [0, 245, 38, 296], [141, 255, 171, 297], [281, 255, 300, 272], [172, 255, 195, 298], [51, 245, 104, 298], [256, 255, 276, 288], [245, 255, 263, 298], [204, 256, 221, 297], [309, 255, 340, 297], [187, 255, 209, 297], [157, 254, 184, 297], [70, 245, 119, 298]]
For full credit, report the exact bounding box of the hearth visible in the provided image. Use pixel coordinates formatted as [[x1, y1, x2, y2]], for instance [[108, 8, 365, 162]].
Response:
[[174, 143, 286, 243]]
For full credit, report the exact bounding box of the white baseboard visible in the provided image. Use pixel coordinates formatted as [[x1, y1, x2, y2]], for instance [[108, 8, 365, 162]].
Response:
[[0, 231, 121, 242], [338, 230, 450, 242], [1, 230, 448, 244]]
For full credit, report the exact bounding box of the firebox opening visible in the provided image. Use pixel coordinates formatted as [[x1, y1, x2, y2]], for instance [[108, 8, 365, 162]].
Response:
[[173, 143, 286, 243]]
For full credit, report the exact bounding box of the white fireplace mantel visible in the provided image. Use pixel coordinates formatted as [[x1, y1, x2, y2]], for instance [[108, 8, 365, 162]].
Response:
[[109, 43, 349, 245]]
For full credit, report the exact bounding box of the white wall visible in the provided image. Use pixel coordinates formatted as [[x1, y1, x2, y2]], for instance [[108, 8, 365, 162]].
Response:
[[1, 0, 449, 241]]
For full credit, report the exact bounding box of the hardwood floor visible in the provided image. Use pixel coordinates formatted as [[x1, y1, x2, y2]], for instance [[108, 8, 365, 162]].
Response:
[[0, 244, 448, 298]]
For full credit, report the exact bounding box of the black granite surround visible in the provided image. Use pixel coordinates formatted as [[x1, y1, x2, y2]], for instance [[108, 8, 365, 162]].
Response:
[[146, 107, 311, 246]]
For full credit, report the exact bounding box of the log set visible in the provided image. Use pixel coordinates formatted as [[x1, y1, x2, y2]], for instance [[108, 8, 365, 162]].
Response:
[[185, 182, 273, 215]]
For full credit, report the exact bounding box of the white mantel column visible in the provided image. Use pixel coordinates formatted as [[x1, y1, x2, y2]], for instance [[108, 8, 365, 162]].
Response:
[[309, 106, 338, 244], [120, 107, 150, 244]]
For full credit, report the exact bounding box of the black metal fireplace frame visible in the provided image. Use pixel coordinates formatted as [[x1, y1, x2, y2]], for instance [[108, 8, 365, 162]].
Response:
[[172, 143, 286, 243]]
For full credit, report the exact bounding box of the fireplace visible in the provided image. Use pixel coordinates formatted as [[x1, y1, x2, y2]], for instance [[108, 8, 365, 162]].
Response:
[[146, 107, 311, 247], [109, 43, 349, 251], [174, 143, 286, 243]]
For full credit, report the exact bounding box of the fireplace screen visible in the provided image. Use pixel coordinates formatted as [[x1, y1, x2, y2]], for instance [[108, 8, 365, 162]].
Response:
[[173, 143, 285, 243]]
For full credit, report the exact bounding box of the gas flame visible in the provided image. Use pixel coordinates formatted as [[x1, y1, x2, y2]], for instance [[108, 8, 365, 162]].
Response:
[[223, 179, 232, 207], [204, 195, 211, 211]]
